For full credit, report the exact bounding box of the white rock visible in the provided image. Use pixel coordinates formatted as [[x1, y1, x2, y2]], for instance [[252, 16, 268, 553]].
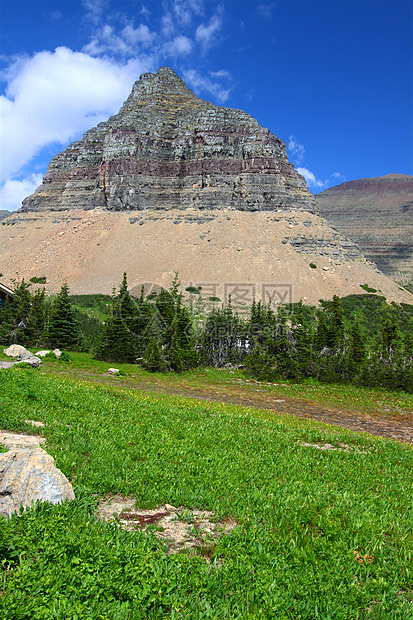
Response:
[[53, 349, 62, 358], [0, 447, 75, 517], [108, 368, 120, 375], [3, 344, 28, 358], [36, 350, 51, 357]]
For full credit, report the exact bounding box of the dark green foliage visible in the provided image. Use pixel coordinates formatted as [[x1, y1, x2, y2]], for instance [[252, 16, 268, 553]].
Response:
[[359, 283, 377, 293], [47, 283, 82, 350], [202, 300, 247, 367], [96, 273, 199, 371]]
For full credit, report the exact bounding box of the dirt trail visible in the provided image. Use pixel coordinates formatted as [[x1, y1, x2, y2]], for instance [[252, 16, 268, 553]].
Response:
[[67, 369, 413, 445]]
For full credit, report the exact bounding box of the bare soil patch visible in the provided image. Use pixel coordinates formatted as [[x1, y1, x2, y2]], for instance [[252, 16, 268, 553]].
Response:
[[97, 495, 237, 555]]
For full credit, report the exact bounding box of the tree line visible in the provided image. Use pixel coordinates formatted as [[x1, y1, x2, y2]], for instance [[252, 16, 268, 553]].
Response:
[[1, 275, 412, 392]]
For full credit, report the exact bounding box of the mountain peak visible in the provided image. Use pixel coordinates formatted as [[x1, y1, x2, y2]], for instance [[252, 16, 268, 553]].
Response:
[[126, 66, 202, 107], [21, 66, 315, 214]]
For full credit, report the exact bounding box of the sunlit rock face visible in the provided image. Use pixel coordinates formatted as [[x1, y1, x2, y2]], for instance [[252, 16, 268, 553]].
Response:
[[21, 67, 316, 215]]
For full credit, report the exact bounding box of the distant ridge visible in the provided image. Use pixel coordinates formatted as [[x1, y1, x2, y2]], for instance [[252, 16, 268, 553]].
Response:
[[316, 174, 413, 290], [0, 211, 11, 222]]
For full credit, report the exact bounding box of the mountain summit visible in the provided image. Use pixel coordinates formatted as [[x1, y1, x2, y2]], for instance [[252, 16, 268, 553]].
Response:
[[1, 68, 412, 305], [21, 67, 315, 214]]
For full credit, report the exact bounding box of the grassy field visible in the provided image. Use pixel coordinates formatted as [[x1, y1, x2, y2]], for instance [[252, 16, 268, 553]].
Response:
[[0, 361, 413, 618]]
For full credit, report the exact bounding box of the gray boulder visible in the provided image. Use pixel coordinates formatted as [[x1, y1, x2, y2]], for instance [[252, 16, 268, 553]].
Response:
[[0, 447, 75, 517], [16, 350, 41, 367]]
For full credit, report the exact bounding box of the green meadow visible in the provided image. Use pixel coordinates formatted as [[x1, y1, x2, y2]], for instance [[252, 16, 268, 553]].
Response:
[[0, 364, 412, 619]]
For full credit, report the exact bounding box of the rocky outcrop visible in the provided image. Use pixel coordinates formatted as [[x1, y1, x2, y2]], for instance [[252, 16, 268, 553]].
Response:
[[316, 174, 413, 288], [0, 447, 75, 517], [20, 67, 316, 215], [3, 346, 41, 367]]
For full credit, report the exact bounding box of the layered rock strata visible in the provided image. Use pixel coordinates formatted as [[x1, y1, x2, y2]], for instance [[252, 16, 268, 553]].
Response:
[[1, 69, 411, 305], [317, 174, 413, 288], [21, 67, 316, 215]]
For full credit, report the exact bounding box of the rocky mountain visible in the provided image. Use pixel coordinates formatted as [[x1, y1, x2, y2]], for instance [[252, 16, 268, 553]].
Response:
[[1, 68, 412, 306], [21, 66, 315, 215], [316, 174, 413, 290], [0, 211, 11, 222]]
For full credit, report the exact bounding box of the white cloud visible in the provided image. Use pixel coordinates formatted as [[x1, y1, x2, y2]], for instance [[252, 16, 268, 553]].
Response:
[[172, 0, 204, 25], [165, 35, 193, 56], [288, 135, 305, 164], [0, 174, 43, 211], [82, 0, 106, 25], [0, 47, 153, 182], [332, 171, 345, 181], [83, 22, 157, 57], [122, 24, 156, 47], [0, 1, 231, 205], [296, 167, 325, 189], [256, 3, 276, 19], [161, 13, 175, 37], [195, 13, 223, 51], [183, 69, 232, 103]]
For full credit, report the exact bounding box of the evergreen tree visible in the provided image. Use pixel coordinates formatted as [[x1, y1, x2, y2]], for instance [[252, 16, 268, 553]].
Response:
[[0, 296, 14, 345], [11, 279, 32, 344], [95, 275, 137, 363], [29, 288, 46, 347], [329, 295, 345, 349], [47, 283, 81, 350], [349, 320, 366, 364]]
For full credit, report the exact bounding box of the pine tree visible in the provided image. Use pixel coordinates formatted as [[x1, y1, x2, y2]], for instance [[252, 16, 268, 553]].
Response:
[[47, 283, 81, 350], [29, 288, 46, 347], [349, 320, 366, 364], [0, 296, 14, 345], [329, 295, 345, 349], [95, 274, 137, 363], [11, 279, 32, 344]]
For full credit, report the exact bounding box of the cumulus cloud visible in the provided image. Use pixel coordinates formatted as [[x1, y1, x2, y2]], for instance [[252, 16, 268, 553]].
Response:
[[296, 167, 325, 189], [165, 35, 193, 56], [0, 47, 153, 183], [0, 1, 231, 209], [0, 173, 43, 211], [183, 68, 232, 103], [288, 135, 305, 164], [195, 12, 223, 51]]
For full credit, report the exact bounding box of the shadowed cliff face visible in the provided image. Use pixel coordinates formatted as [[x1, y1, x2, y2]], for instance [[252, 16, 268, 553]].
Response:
[[316, 174, 413, 288], [20, 67, 316, 215]]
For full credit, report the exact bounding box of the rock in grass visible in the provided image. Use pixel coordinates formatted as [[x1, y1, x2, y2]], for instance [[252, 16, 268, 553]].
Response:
[[0, 361, 14, 369], [36, 350, 51, 357], [3, 344, 28, 358], [107, 368, 120, 375], [15, 350, 42, 367], [0, 447, 75, 517]]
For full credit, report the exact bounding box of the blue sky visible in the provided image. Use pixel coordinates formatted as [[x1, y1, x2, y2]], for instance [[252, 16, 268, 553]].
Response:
[[0, 0, 412, 211]]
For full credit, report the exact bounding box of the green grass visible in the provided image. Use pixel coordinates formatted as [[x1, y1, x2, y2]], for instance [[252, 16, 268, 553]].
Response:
[[29, 351, 413, 420], [0, 367, 413, 618]]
